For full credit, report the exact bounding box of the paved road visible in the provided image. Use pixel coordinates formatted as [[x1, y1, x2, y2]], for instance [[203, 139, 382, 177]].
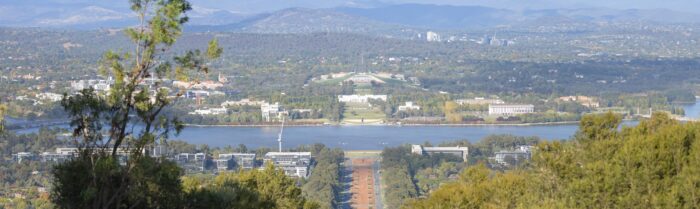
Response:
[[350, 158, 375, 209], [342, 155, 383, 209]]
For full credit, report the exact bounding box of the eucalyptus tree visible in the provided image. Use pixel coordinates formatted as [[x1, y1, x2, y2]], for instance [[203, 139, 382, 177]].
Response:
[[51, 0, 221, 208], [0, 104, 5, 132]]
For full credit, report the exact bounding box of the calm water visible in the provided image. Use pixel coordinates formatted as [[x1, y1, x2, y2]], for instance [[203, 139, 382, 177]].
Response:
[[144, 99, 700, 150], [11, 100, 699, 150], [682, 99, 700, 118], [175, 124, 581, 150]]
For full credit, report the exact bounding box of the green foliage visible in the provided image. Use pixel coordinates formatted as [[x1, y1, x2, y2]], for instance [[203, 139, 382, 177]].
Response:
[[518, 112, 581, 123], [414, 161, 465, 194], [0, 104, 5, 132], [381, 147, 419, 208], [405, 112, 700, 208], [51, 156, 184, 209], [301, 146, 345, 209], [381, 146, 465, 208], [0, 128, 64, 209], [576, 111, 621, 142], [443, 101, 461, 123], [183, 165, 320, 209], [51, 0, 222, 208], [458, 135, 541, 165]]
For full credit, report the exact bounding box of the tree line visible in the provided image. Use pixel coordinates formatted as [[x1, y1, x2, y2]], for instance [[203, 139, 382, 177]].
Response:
[[405, 112, 700, 208]]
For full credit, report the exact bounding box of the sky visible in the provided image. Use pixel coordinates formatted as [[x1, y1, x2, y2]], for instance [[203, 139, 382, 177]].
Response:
[[183, 0, 700, 13], [2, 0, 699, 13], [0, 0, 698, 26]]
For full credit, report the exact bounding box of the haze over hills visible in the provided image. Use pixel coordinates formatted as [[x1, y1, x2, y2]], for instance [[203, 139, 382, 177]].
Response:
[[2, 2, 700, 35], [190, 5, 700, 37], [188, 8, 413, 37]]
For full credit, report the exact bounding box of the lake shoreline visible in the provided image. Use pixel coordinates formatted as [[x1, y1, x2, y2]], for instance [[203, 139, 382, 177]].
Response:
[[184, 120, 593, 128]]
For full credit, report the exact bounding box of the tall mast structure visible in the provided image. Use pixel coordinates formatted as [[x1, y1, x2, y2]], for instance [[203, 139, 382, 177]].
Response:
[[277, 115, 285, 152]]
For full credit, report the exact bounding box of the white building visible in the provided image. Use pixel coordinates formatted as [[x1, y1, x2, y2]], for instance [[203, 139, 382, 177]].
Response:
[[184, 90, 211, 99], [455, 97, 505, 105], [70, 78, 114, 92], [426, 31, 441, 42], [557, 96, 600, 108], [222, 99, 266, 107], [263, 152, 312, 178], [36, 92, 63, 102], [261, 102, 286, 122], [40, 152, 73, 163], [411, 145, 469, 161], [173, 80, 223, 90], [12, 152, 36, 163], [338, 95, 388, 103], [344, 73, 384, 84], [398, 102, 421, 111], [37, 147, 142, 164], [488, 104, 534, 116], [176, 153, 212, 171], [189, 107, 227, 115], [492, 146, 534, 166], [217, 153, 257, 171], [55, 148, 79, 155]]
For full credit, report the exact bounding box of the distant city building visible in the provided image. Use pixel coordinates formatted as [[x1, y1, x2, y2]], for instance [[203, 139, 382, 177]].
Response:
[[17, 147, 143, 164], [411, 145, 469, 161], [557, 96, 600, 108], [184, 90, 210, 99], [315, 72, 351, 82], [36, 92, 63, 102], [12, 152, 36, 163], [70, 78, 114, 92], [216, 153, 257, 171], [40, 152, 72, 163], [222, 99, 266, 107], [426, 31, 441, 42], [176, 153, 212, 171], [55, 147, 79, 155], [373, 72, 406, 81], [398, 102, 421, 111], [455, 97, 505, 105], [488, 104, 535, 116], [338, 95, 388, 103], [408, 77, 421, 86], [492, 146, 534, 166], [261, 102, 286, 122], [263, 152, 312, 178], [189, 107, 227, 115], [173, 80, 223, 90], [344, 73, 384, 85], [215, 157, 235, 171]]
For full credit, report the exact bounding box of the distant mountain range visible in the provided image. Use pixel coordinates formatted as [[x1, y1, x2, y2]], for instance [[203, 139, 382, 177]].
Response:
[[2, 3, 699, 34]]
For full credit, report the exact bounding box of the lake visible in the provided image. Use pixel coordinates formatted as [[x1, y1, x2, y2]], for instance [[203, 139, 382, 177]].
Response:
[[175, 124, 583, 150], [10, 100, 699, 150], [170, 99, 700, 150]]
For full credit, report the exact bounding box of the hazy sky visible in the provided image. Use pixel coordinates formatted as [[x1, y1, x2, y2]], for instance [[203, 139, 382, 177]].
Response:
[[1, 0, 699, 13], [183, 0, 700, 13]]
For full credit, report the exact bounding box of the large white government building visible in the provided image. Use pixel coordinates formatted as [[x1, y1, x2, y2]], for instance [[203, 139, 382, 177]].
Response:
[[488, 104, 534, 116]]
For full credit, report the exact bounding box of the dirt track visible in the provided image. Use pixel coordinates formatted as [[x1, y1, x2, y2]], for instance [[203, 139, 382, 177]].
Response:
[[351, 158, 376, 209]]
